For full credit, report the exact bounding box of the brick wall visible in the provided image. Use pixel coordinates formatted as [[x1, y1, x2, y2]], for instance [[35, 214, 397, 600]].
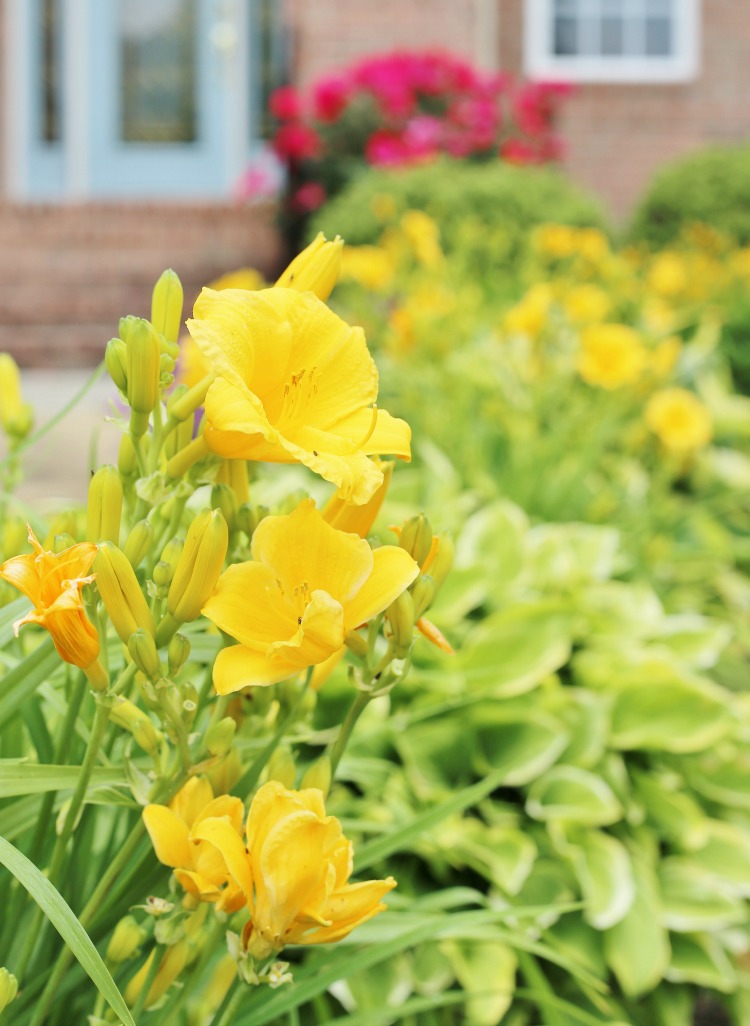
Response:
[[0, 201, 282, 367]]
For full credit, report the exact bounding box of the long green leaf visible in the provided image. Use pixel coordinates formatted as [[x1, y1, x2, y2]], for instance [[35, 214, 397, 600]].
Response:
[[0, 596, 32, 647], [0, 762, 124, 798], [0, 639, 60, 723], [0, 835, 135, 1026]]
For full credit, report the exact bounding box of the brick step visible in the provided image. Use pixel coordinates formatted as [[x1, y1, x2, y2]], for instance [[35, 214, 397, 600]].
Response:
[[0, 324, 116, 367]]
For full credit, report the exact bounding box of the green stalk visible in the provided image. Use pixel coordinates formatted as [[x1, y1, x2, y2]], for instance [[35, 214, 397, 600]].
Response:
[[328, 690, 372, 776], [130, 942, 165, 1022], [213, 981, 245, 1026]]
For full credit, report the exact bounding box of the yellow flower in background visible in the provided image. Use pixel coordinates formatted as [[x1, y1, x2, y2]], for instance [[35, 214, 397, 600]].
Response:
[[650, 335, 681, 378], [0, 527, 100, 670], [648, 252, 687, 298], [645, 388, 713, 451], [339, 246, 395, 290], [577, 323, 647, 389], [209, 267, 267, 293], [193, 780, 396, 960], [504, 285, 553, 339], [400, 210, 444, 268], [533, 224, 577, 259], [143, 777, 245, 911], [562, 284, 610, 326], [642, 297, 677, 335], [188, 286, 411, 504], [202, 499, 419, 692], [576, 228, 610, 264]]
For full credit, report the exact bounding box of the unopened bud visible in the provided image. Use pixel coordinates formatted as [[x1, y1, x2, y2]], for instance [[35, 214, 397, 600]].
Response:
[[165, 414, 194, 460], [410, 574, 435, 618], [156, 509, 228, 643], [53, 532, 77, 554], [151, 269, 184, 344], [123, 520, 153, 569], [237, 503, 268, 539], [0, 968, 18, 1013], [106, 916, 147, 964], [0, 354, 25, 433], [300, 755, 331, 797], [167, 373, 213, 423], [87, 465, 123, 545], [119, 315, 138, 344], [153, 537, 184, 590], [210, 483, 238, 532], [205, 717, 236, 757], [386, 589, 415, 658], [105, 337, 128, 394], [344, 630, 369, 658], [266, 747, 296, 789], [110, 696, 163, 754], [168, 633, 191, 676], [152, 560, 173, 590], [275, 232, 343, 301], [128, 628, 162, 680], [126, 319, 161, 437], [427, 534, 454, 593], [398, 514, 433, 568], [227, 460, 250, 506], [118, 433, 139, 477], [94, 542, 155, 643]]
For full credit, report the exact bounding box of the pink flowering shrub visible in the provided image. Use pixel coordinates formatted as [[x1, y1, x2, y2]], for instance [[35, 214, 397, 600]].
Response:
[[265, 49, 571, 244]]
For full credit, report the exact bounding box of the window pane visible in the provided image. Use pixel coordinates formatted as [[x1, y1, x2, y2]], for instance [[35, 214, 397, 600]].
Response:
[[40, 0, 61, 143], [601, 16, 624, 54], [645, 16, 672, 55], [553, 16, 579, 54], [120, 0, 197, 143]]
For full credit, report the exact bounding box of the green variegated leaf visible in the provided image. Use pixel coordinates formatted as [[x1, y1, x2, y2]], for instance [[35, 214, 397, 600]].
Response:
[[665, 934, 737, 992], [526, 766, 622, 826], [659, 858, 747, 932], [571, 830, 635, 929]]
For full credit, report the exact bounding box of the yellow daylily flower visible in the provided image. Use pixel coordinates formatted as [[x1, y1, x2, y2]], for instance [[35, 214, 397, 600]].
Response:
[[125, 940, 190, 1010], [202, 499, 419, 693], [0, 527, 101, 671], [645, 388, 713, 452], [577, 324, 647, 389], [193, 780, 396, 960], [143, 777, 245, 911], [187, 287, 411, 505], [321, 460, 393, 537]]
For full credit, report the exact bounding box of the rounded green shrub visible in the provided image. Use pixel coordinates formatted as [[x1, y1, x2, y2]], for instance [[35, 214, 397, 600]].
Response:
[[631, 145, 750, 248], [310, 157, 608, 274]]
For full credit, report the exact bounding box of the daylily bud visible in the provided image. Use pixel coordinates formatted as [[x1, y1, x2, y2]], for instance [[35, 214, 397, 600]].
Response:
[[0, 354, 31, 438], [53, 532, 77, 554], [168, 633, 190, 677], [210, 483, 238, 532], [398, 514, 433, 568], [167, 374, 213, 423], [154, 537, 184, 590], [151, 269, 184, 344], [87, 465, 123, 544], [156, 510, 228, 643], [128, 628, 162, 680], [410, 574, 435, 618], [123, 520, 153, 569], [205, 716, 236, 757], [126, 318, 161, 437], [227, 459, 250, 506], [427, 534, 454, 593], [152, 560, 173, 590], [237, 503, 268, 539], [110, 696, 163, 754], [119, 315, 138, 344], [165, 414, 194, 461], [275, 232, 343, 301], [105, 337, 128, 394], [124, 939, 190, 1011], [266, 747, 296, 789], [0, 968, 18, 1013], [386, 589, 415, 658], [300, 755, 331, 797], [118, 433, 139, 478], [344, 629, 369, 658], [94, 542, 155, 643], [106, 916, 147, 964]]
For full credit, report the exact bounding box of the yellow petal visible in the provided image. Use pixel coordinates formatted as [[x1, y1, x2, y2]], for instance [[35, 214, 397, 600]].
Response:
[[202, 562, 295, 650], [188, 288, 257, 388], [0, 551, 40, 605], [191, 815, 254, 900], [295, 877, 396, 945], [203, 378, 275, 453], [330, 408, 412, 460], [267, 590, 345, 666], [172, 868, 223, 901], [277, 440, 385, 505], [322, 461, 394, 537], [213, 644, 301, 693], [170, 776, 214, 829], [251, 500, 373, 605], [143, 805, 192, 868], [343, 546, 420, 630]]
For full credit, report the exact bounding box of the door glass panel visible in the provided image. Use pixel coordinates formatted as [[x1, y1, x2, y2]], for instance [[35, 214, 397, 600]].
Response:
[[40, 0, 62, 142], [119, 0, 197, 143]]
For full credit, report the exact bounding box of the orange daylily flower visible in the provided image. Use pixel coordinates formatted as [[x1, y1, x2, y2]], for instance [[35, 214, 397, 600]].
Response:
[[202, 499, 419, 693], [194, 780, 396, 960], [143, 777, 246, 912], [0, 526, 101, 671]]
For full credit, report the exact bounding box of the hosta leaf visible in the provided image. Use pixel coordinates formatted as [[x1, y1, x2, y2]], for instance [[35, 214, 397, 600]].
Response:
[[659, 858, 747, 932], [472, 712, 569, 785], [685, 750, 750, 809], [609, 675, 733, 753], [440, 940, 516, 1026], [690, 820, 750, 895], [570, 831, 635, 929], [665, 934, 737, 992], [526, 766, 622, 826]]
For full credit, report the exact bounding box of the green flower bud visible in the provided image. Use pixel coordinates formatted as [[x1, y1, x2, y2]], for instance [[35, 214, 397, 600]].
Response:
[[127, 628, 162, 680], [86, 465, 123, 545], [154, 537, 184, 589], [118, 315, 138, 343], [168, 633, 190, 677], [386, 589, 415, 658], [94, 542, 155, 643], [105, 337, 128, 394], [275, 232, 343, 301], [210, 483, 238, 533], [110, 697, 163, 754], [126, 318, 161, 438], [428, 534, 454, 594], [156, 510, 228, 643], [52, 532, 77, 554], [106, 916, 147, 964], [123, 519, 153, 569], [237, 503, 268, 539], [0, 968, 18, 1013], [0, 354, 25, 433], [300, 755, 331, 798], [410, 574, 435, 619], [151, 269, 184, 344], [266, 747, 296, 789], [152, 560, 174, 590], [398, 514, 433, 568], [226, 459, 250, 506], [118, 433, 139, 478], [344, 629, 369, 658], [165, 414, 194, 461], [167, 374, 213, 423], [205, 717, 236, 757]]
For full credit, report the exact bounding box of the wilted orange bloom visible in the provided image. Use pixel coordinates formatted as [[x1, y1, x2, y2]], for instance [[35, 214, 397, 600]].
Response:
[[143, 777, 245, 911], [0, 527, 100, 670], [194, 780, 396, 960]]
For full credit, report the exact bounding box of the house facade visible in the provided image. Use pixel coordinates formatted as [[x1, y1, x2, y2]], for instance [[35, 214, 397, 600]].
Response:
[[1, 0, 748, 366]]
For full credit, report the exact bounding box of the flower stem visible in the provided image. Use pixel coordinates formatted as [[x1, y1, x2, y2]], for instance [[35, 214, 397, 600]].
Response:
[[130, 942, 165, 1022], [213, 980, 245, 1026], [328, 690, 372, 776]]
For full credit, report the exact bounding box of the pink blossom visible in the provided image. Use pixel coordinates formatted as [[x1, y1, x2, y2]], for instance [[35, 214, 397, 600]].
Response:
[[365, 130, 409, 166], [313, 74, 352, 121], [291, 181, 327, 212], [269, 85, 303, 121], [273, 122, 321, 162]]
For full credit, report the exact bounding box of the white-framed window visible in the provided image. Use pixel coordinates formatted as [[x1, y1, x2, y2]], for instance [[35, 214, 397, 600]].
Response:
[[524, 0, 701, 83]]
